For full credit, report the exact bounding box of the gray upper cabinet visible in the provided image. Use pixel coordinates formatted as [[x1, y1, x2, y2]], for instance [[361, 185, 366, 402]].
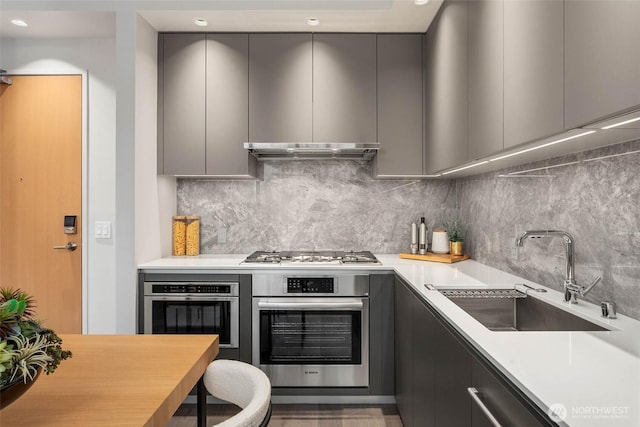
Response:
[[312, 34, 377, 143], [206, 34, 255, 176], [249, 34, 313, 143], [424, 1, 469, 174], [565, 0, 640, 129], [467, 0, 503, 160], [159, 33, 255, 177], [375, 34, 423, 177], [159, 33, 206, 175], [503, 0, 564, 149]]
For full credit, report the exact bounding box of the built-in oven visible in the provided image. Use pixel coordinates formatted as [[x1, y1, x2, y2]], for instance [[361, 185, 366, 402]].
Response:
[[143, 280, 239, 348], [252, 273, 369, 388]]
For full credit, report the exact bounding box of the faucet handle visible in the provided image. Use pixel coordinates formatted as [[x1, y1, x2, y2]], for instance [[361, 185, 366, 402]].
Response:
[[581, 276, 602, 296]]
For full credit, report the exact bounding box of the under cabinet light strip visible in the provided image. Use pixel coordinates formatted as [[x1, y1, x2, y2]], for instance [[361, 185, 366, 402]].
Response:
[[507, 161, 580, 175], [489, 131, 596, 162], [441, 161, 489, 175], [601, 116, 640, 129]]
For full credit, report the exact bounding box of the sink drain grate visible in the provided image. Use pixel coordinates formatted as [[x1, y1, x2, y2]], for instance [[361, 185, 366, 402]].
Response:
[[439, 289, 527, 299]]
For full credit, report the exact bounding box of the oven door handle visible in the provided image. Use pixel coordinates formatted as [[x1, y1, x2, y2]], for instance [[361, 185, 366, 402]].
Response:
[[257, 300, 363, 310]]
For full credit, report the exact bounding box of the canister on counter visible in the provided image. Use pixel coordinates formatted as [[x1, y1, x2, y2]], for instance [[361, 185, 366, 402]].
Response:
[[186, 216, 200, 256], [172, 216, 187, 256]]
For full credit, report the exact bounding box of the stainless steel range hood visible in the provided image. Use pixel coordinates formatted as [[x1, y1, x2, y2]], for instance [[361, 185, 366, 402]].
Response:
[[244, 142, 380, 160]]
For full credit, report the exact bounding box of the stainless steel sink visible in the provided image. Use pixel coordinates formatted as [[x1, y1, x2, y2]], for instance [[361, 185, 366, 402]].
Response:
[[439, 289, 607, 331]]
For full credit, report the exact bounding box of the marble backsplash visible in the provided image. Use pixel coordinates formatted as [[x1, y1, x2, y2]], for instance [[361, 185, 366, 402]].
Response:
[[177, 141, 640, 319], [457, 140, 640, 319], [177, 160, 457, 254]]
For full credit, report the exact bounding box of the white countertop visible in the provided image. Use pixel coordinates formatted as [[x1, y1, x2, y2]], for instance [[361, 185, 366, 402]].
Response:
[[139, 254, 640, 426]]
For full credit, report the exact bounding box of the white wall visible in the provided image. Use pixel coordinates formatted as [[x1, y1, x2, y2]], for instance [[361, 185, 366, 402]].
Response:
[[135, 14, 176, 264], [1, 36, 119, 333]]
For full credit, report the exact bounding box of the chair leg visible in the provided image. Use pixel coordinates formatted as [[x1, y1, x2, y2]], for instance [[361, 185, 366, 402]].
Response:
[[197, 377, 207, 427]]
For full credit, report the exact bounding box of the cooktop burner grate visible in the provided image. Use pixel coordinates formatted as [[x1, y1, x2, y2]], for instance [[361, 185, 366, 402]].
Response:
[[243, 250, 380, 264]]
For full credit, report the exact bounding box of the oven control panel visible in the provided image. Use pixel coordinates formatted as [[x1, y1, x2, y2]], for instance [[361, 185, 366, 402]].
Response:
[[287, 277, 335, 294], [151, 284, 232, 294]]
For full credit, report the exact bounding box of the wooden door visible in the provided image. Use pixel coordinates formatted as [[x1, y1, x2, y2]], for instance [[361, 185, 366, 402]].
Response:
[[0, 75, 82, 333]]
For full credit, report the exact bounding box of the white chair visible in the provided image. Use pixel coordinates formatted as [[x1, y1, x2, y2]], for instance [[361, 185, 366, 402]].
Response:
[[203, 359, 272, 427]]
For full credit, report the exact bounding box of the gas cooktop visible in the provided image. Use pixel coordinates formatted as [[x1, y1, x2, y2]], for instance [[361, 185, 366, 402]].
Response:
[[243, 250, 380, 265]]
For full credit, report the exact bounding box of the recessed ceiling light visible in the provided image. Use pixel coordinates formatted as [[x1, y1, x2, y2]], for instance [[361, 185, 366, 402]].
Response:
[[193, 18, 208, 27], [307, 18, 320, 26], [414, 0, 430, 5], [11, 19, 28, 27]]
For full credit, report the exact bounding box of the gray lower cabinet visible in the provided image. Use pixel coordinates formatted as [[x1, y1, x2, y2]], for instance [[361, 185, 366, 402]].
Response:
[[394, 276, 436, 427], [159, 33, 206, 175], [312, 34, 377, 143], [248, 33, 313, 143], [423, 0, 469, 174], [565, 0, 640, 129], [374, 34, 423, 177], [395, 278, 552, 427], [159, 33, 256, 177], [470, 358, 544, 427], [467, 0, 504, 160], [503, 0, 564, 149]]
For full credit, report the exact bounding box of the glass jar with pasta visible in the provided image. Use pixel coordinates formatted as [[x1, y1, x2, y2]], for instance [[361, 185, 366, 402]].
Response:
[[185, 216, 200, 256], [172, 216, 187, 256]]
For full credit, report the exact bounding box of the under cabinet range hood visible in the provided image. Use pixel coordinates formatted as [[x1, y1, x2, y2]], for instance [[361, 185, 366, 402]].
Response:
[[244, 142, 380, 160]]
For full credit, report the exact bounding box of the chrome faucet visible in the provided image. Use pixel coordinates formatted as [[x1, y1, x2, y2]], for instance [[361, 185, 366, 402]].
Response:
[[515, 230, 601, 304]]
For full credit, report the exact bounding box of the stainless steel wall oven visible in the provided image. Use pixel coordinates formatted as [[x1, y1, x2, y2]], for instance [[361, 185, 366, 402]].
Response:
[[142, 279, 239, 348], [252, 273, 369, 387]]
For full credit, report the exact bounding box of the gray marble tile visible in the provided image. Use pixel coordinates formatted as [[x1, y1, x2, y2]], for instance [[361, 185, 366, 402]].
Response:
[[177, 160, 457, 255], [458, 140, 640, 319], [177, 141, 640, 320]]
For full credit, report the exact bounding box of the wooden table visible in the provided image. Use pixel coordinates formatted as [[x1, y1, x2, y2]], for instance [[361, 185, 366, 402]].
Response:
[[0, 334, 218, 426]]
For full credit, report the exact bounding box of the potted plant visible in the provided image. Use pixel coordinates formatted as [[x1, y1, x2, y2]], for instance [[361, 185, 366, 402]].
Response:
[[0, 288, 72, 409], [443, 220, 465, 256]]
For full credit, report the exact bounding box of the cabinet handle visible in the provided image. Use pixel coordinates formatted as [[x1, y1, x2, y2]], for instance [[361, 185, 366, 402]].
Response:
[[467, 387, 502, 427]]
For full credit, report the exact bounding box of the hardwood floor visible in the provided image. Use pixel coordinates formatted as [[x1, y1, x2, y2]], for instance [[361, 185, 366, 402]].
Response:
[[168, 404, 403, 426]]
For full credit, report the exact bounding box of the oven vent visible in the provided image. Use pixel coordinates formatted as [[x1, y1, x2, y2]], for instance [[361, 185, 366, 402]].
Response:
[[244, 142, 380, 161]]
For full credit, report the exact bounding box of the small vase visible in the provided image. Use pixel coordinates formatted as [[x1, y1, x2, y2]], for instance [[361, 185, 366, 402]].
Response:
[[450, 241, 464, 256]]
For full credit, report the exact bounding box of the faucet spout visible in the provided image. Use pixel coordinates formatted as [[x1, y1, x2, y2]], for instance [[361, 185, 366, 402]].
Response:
[[515, 230, 586, 303]]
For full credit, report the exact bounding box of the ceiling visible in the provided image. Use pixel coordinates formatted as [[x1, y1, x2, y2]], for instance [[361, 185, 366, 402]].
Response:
[[0, 0, 442, 39]]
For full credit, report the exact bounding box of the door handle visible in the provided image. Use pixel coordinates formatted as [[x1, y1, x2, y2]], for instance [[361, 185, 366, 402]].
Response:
[[53, 242, 78, 251], [258, 300, 364, 310]]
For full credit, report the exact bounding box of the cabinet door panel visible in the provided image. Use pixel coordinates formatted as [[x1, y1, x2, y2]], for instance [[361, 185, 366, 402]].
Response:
[[249, 34, 312, 143], [435, 322, 472, 426], [471, 357, 545, 427], [206, 34, 254, 176], [424, 1, 469, 173], [412, 299, 437, 427], [394, 280, 415, 427], [565, 0, 640, 129], [468, 0, 503, 160], [376, 34, 423, 176], [162, 33, 206, 175], [504, 0, 564, 149], [313, 34, 377, 143]]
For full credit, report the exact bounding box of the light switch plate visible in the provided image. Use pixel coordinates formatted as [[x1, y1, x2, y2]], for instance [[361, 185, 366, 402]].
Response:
[[95, 221, 112, 239]]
